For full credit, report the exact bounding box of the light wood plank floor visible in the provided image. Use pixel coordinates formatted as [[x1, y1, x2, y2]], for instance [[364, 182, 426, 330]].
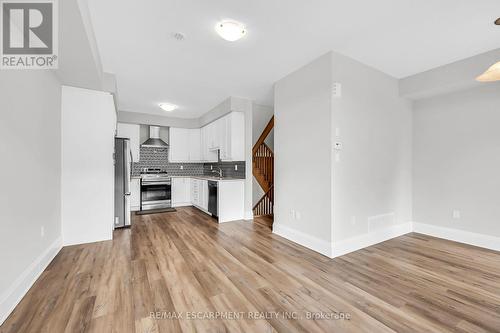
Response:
[[2, 207, 500, 332]]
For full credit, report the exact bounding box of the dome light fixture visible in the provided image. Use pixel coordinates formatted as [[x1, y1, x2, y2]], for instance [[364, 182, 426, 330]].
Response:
[[476, 62, 500, 82], [215, 20, 246, 42], [159, 103, 178, 112]]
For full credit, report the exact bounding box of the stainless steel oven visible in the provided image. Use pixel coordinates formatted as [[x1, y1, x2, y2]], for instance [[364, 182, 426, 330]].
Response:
[[140, 170, 171, 210]]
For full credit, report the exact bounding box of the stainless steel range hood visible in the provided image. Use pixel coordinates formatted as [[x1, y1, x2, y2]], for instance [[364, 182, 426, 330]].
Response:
[[141, 126, 168, 148]]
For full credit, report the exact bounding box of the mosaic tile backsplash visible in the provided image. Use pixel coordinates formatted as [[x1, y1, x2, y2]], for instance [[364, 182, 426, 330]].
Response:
[[203, 161, 245, 178], [132, 146, 245, 179]]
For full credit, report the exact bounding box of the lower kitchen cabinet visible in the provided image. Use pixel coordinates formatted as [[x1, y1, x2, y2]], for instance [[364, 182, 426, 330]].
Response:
[[173, 177, 245, 222], [130, 178, 141, 212], [172, 178, 191, 207], [190, 178, 208, 211]]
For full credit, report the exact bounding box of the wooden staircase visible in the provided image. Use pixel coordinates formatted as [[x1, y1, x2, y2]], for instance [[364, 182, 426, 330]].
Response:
[[253, 116, 274, 217]]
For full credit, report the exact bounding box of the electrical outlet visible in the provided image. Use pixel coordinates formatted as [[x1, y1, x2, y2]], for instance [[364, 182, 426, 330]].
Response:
[[180, 165, 184, 170], [210, 165, 213, 170], [332, 82, 342, 98], [296, 211, 301, 220], [452, 210, 461, 219], [234, 165, 238, 171], [41, 226, 45, 238], [290, 209, 296, 219]]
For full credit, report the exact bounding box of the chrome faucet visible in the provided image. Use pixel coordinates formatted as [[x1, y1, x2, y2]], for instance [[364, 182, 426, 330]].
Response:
[[212, 167, 223, 178]]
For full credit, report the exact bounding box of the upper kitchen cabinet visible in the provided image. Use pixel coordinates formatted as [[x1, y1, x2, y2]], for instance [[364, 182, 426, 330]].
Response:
[[219, 112, 245, 161], [169, 128, 189, 162], [201, 125, 218, 162], [169, 128, 202, 162], [188, 129, 202, 161], [169, 112, 245, 163], [117, 123, 140, 162], [200, 112, 245, 162]]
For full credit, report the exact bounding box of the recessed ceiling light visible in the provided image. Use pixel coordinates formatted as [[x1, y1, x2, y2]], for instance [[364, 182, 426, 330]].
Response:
[[159, 103, 177, 112], [215, 20, 246, 42]]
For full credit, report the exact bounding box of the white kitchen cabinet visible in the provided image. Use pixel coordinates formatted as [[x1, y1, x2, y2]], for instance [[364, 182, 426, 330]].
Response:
[[170, 128, 203, 162], [169, 128, 190, 162], [172, 178, 191, 207], [188, 129, 202, 161], [188, 177, 245, 222], [218, 181, 245, 222], [190, 178, 208, 211], [170, 112, 245, 163], [191, 178, 199, 205], [219, 112, 245, 161], [117, 123, 140, 162], [201, 126, 218, 162], [130, 178, 141, 211], [204, 122, 215, 150], [200, 179, 208, 211]]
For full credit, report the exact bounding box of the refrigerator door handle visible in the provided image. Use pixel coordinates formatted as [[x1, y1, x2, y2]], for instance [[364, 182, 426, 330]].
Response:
[[123, 139, 131, 195], [124, 194, 131, 226]]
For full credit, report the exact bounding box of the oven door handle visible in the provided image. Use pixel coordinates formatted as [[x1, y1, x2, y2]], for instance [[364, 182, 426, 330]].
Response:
[[141, 181, 171, 186]]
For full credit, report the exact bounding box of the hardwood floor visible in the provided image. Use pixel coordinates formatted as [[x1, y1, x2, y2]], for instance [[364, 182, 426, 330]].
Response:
[[2, 207, 500, 332]]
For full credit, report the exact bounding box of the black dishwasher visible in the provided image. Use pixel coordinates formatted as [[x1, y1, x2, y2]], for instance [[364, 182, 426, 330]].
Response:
[[208, 181, 218, 218]]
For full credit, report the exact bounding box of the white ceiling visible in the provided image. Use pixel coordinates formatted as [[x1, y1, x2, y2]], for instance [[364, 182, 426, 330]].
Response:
[[87, 0, 500, 118]]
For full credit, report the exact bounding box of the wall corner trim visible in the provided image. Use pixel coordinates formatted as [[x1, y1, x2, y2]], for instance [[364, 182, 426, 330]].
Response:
[[273, 224, 333, 257], [331, 222, 413, 258], [413, 222, 500, 252], [0, 236, 63, 325], [244, 211, 254, 221]]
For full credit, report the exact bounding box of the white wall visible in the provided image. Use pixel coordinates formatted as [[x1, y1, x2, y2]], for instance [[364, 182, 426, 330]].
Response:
[[61, 86, 117, 246], [413, 84, 500, 237], [273, 51, 413, 257], [274, 53, 333, 253], [331, 52, 413, 246], [0, 71, 62, 324]]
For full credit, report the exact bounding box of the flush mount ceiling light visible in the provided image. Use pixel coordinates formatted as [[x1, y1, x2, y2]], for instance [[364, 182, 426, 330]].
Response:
[[476, 62, 500, 82], [215, 20, 246, 41], [476, 19, 500, 82], [159, 103, 178, 112]]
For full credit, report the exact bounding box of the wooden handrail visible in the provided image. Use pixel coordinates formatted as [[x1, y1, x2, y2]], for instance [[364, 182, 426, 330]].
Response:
[[253, 116, 274, 155]]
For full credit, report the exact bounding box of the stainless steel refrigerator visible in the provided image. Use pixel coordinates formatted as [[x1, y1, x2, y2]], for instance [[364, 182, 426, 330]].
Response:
[[114, 138, 132, 228]]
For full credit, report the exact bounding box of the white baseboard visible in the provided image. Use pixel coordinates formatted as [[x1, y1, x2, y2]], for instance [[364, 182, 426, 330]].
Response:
[[273, 224, 332, 257], [274, 221, 499, 260], [0, 236, 62, 325], [331, 223, 413, 258], [413, 222, 500, 252]]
